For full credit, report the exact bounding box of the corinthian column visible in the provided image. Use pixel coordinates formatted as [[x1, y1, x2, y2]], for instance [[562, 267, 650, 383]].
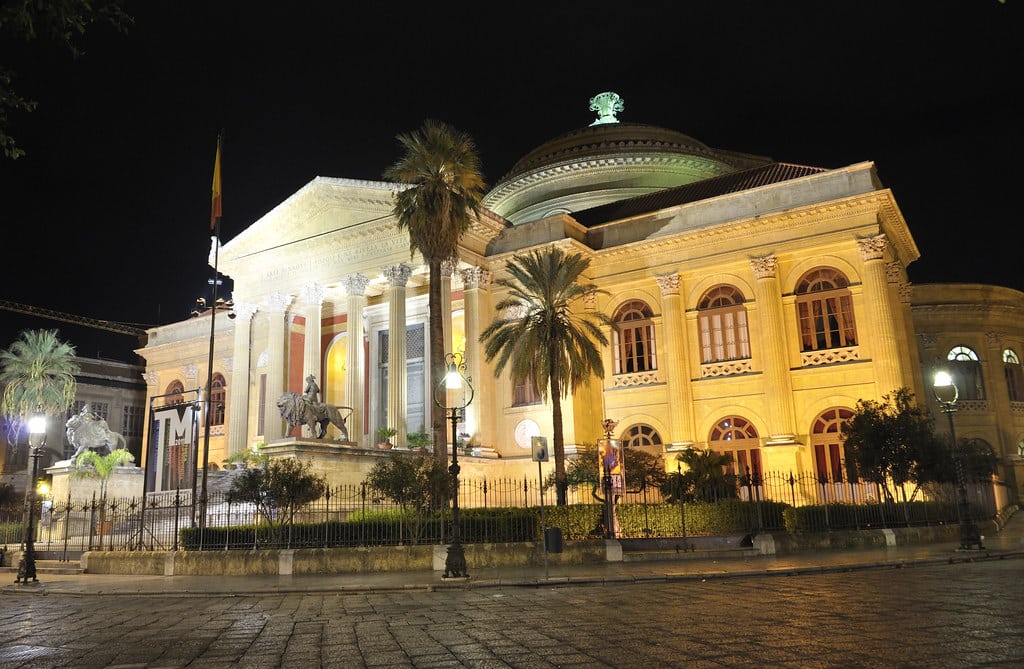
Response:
[[299, 283, 324, 437], [384, 264, 411, 446], [227, 301, 257, 457], [460, 266, 490, 438], [441, 259, 456, 360], [655, 273, 695, 447], [857, 235, 904, 398], [749, 255, 796, 443], [344, 274, 369, 446], [262, 292, 292, 440]]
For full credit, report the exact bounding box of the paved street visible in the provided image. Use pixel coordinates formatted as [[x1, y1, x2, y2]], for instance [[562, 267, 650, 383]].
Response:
[[2, 556, 1022, 668]]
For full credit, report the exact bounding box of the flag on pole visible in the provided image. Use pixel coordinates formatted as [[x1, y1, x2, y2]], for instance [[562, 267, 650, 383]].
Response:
[[211, 135, 223, 231]]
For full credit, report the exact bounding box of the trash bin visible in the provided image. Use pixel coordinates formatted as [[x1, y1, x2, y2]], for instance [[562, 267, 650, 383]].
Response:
[[544, 527, 563, 553]]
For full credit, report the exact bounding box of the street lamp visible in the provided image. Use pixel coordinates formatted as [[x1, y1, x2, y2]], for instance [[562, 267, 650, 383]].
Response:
[[932, 371, 984, 550], [15, 412, 46, 584], [433, 352, 474, 579]]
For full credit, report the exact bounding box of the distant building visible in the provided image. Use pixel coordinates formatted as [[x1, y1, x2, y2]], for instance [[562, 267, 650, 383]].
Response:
[[137, 93, 1024, 503], [1, 356, 146, 493]]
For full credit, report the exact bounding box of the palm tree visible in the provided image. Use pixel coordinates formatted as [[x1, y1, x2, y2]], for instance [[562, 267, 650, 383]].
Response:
[[668, 448, 738, 502], [1, 329, 79, 439], [481, 247, 610, 504], [383, 119, 486, 464], [74, 448, 136, 535]]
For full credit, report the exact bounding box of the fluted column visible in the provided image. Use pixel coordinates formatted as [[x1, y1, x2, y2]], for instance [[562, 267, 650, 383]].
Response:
[[385, 264, 411, 446], [344, 274, 369, 446], [857, 235, 903, 398], [227, 301, 257, 456], [460, 266, 489, 439], [262, 292, 292, 440], [299, 283, 324, 437], [655, 273, 695, 446], [750, 255, 796, 443], [441, 259, 456, 361]]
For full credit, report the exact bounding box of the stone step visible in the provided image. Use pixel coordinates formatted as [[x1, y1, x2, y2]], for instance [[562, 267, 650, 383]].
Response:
[[622, 546, 759, 562], [1, 557, 84, 576]]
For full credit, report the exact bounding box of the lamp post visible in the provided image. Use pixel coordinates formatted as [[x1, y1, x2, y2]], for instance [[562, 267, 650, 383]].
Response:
[[932, 371, 984, 550], [434, 352, 474, 579], [15, 413, 46, 584]]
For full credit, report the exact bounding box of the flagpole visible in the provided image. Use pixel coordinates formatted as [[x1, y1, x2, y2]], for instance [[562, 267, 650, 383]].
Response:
[[199, 133, 224, 536]]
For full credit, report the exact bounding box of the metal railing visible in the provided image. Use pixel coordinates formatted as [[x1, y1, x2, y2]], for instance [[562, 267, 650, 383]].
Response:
[[0, 470, 1006, 555]]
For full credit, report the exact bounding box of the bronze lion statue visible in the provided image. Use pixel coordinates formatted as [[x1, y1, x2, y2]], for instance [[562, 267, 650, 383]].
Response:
[[276, 391, 352, 441]]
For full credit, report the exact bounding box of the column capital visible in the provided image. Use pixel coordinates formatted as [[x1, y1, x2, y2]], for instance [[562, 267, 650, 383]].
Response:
[[985, 331, 1003, 349], [441, 258, 458, 277], [142, 371, 160, 387], [264, 292, 292, 313], [460, 266, 491, 290], [343, 273, 370, 296], [181, 363, 198, 383], [299, 283, 325, 307], [749, 254, 778, 279], [383, 263, 412, 287], [655, 273, 680, 296], [232, 300, 258, 321], [857, 234, 888, 262]]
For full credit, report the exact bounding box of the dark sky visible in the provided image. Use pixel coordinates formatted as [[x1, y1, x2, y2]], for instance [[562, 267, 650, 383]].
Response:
[[1, 1, 1020, 362]]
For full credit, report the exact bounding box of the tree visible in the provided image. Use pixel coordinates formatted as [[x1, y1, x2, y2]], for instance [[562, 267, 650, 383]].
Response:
[[840, 388, 944, 502], [382, 119, 486, 464], [73, 447, 134, 535], [226, 458, 327, 531], [363, 453, 450, 543], [0, 329, 79, 439], [1, 0, 132, 159], [481, 247, 611, 505], [662, 448, 737, 503], [556, 443, 666, 502]]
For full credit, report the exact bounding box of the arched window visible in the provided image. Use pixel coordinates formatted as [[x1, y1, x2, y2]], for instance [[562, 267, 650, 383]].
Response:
[[613, 300, 657, 374], [708, 415, 761, 480], [795, 268, 857, 352], [512, 358, 542, 407], [811, 407, 855, 483], [698, 285, 750, 363], [207, 373, 226, 426], [164, 380, 185, 406], [947, 346, 985, 400], [622, 424, 662, 448], [1003, 349, 1023, 402]]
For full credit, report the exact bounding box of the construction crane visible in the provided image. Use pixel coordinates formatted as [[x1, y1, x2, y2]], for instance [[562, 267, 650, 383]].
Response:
[[0, 299, 149, 338]]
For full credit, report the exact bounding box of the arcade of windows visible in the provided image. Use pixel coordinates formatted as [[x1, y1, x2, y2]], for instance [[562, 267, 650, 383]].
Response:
[[608, 266, 860, 384]]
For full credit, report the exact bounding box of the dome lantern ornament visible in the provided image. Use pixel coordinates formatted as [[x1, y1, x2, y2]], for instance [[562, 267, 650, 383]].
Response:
[[589, 91, 624, 126]]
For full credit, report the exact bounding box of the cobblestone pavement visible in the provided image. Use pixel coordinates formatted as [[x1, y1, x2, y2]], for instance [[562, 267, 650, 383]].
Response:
[[1, 556, 1022, 668]]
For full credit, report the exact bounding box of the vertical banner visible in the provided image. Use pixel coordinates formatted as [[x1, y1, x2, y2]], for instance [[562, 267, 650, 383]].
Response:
[[597, 438, 624, 494], [150, 402, 198, 492]]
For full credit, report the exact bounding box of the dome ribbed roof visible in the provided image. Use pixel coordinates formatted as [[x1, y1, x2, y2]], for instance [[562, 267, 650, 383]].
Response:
[[497, 122, 726, 184]]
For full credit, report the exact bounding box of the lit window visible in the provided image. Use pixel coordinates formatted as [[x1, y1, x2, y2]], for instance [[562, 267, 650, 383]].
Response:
[[1004, 349, 1023, 402], [811, 407, 855, 483], [709, 416, 761, 480], [164, 380, 185, 406], [795, 268, 857, 352], [207, 373, 226, 426], [947, 346, 985, 400], [622, 424, 662, 448], [698, 285, 750, 363], [613, 300, 657, 374]]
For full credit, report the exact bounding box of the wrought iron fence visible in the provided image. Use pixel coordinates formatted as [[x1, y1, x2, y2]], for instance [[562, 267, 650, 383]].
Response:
[[0, 470, 1004, 555]]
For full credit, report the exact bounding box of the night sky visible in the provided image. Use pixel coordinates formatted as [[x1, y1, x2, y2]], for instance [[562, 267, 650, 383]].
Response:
[[1, 1, 1020, 362]]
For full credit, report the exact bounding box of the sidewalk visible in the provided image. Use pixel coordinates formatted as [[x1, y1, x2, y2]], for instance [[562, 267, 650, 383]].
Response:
[[7, 511, 1024, 597]]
